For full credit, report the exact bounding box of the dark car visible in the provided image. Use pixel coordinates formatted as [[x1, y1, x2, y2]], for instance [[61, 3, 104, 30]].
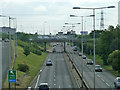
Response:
[[95, 65, 102, 72], [73, 46, 77, 51], [38, 83, 49, 90], [87, 59, 93, 65], [114, 77, 120, 89], [82, 55, 86, 59], [46, 59, 52, 66]]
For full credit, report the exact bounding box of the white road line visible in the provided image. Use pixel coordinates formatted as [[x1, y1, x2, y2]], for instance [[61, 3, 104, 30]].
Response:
[[101, 78, 105, 82], [97, 75, 100, 77], [35, 74, 40, 88], [106, 83, 110, 87], [54, 84, 56, 85], [54, 75, 56, 77], [54, 79, 56, 81], [59, 85, 60, 88]]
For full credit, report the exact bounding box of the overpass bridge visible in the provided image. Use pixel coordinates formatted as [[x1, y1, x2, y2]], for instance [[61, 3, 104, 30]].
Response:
[[31, 38, 89, 52]]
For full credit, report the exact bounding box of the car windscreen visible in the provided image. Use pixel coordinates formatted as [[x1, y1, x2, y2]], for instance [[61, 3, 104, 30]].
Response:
[[39, 85, 48, 89], [96, 66, 100, 68], [118, 79, 120, 82]]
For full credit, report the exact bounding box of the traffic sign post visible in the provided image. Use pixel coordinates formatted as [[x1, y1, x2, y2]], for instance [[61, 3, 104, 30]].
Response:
[[8, 70, 16, 90], [8, 70, 16, 82]]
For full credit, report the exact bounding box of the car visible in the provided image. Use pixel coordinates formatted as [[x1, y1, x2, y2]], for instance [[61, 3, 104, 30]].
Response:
[[38, 83, 49, 90], [52, 48, 56, 52], [4, 38, 9, 42], [79, 53, 82, 56], [95, 65, 102, 72], [46, 59, 52, 66], [87, 59, 93, 65], [73, 46, 77, 51], [82, 55, 86, 59], [114, 77, 120, 88]]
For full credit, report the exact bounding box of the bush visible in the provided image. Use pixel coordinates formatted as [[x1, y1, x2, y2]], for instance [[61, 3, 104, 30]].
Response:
[[17, 64, 29, 72], [23, 46, 30, 56], [32, 49, 42, 55]]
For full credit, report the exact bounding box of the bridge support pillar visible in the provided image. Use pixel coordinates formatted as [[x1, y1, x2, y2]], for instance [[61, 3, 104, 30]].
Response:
[[73, 42, 76, 46], [44, 42, 46, 52], [64, 42, 66, 52]]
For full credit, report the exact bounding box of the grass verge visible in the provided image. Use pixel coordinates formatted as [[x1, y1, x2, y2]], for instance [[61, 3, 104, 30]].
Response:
[[3, 45, 48, 88]]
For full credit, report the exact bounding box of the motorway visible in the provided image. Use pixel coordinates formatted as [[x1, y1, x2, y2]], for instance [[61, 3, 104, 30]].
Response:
[[0, 41, 2, 89], [35, 44, 74, 88], [66, 45, 116, 89], [2, 41, 10, 85]]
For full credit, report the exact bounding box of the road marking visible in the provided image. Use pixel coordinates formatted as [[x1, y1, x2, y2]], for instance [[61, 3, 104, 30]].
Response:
[[54, 79, 56, 81], [106, 83, 110, 87], [59, 85, 60, 88], [54, 84, 56, 85], [97, 75, 100, 77], [54, 75, 56, 77], [101, 78, 105, 82], [35, 74, 40, 88]]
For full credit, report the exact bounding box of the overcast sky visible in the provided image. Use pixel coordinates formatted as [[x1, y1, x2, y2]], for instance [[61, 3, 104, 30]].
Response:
[[0, 0, 119, 34]]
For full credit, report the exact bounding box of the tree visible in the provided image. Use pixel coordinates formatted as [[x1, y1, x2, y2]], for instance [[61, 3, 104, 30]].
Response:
[[23, 46, 30, 56], [107, 50, 120, 73]]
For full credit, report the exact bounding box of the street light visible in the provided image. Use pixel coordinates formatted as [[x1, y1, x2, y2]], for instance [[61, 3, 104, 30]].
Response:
[[43, 21, 47, 35], [73, 6, 115, 89], [70, 14, 91, 88], [65, 22, 80, 46]]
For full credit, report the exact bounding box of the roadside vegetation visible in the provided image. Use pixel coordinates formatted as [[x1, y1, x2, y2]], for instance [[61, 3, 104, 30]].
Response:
[[76, 25, 120, 76], [3, 32, 51, 88]]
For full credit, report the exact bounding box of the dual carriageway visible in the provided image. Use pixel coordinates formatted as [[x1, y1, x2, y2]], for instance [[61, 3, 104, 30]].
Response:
[[30, 43, 117, 89]]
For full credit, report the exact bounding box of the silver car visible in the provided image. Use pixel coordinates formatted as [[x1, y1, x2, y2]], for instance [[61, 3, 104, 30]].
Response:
[[114, 77, 120, 88], [95, 65, 102, 72]]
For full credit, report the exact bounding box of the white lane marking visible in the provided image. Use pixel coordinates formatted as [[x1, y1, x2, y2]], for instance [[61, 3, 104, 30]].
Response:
[[97, 75, 100, 77], [35, 74, 40, 88], [54, 84, 56, 85], [59, 85, 60, 88], [54, 79, 56, 81], [54, 75, 56, 77], [101, 78, 105, 82], [106, 83, 110, 87]]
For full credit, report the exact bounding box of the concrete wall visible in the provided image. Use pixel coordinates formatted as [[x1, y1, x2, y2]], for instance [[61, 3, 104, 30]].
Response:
[[0, 27, 2, 90]]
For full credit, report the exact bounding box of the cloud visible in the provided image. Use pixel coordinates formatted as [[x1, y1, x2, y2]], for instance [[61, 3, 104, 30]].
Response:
[[34, 6, 47, 11]]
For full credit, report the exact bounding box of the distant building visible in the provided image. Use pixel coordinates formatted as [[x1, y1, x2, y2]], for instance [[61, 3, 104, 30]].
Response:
[[66, 30, 76, 35], [58, 32, 63, 35], [38, 35, 50, 39], [71, 30, 75, 35], [0, 27, 16, 34], [118, 1, 120, 26], [80, 31, 88, 35]]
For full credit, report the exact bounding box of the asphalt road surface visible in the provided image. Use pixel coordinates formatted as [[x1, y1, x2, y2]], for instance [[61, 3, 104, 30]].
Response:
[[2, 41, 10, 85], [0, 41, 2, 90], [35, 45, 74, 88], [66, 45, 116, 89]]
